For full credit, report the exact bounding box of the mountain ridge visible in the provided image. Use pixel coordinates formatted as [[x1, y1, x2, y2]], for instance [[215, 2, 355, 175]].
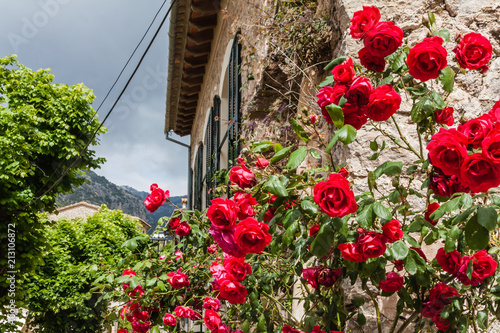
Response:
[[55, 170, 185, 233]]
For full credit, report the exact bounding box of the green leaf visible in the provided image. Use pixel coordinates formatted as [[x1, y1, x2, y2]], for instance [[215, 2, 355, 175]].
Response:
[[150, 326, 160, 333], [435, 29, 450, 41], [309, 148, 321, 160], [391, 240, 409, 260], [379, 75, 394, 86], [373, 161, 403, 178], [325, 132, 339, 152], [439, 67, 455, 92], [283, 219, 299, 247], [270, 146, 292, 164], [391, 51, 406, 72], [301, 200, 318, 215], [428, 12, 437, 31], [430, 91, 446, 109], [357, 205, 375, 229], [477, 206, 497, 231], [404, 255, 417, 275], [325, 103, 344, 129], [285, 147, 308, 170], [310, 222, 335, 258], [290, 118, 309, 143], [458, 316, 468, 333], [323, 56, 347, 71], [318, 75, 334, 88], [372, 202, 392, 220], [357, 312, 366, 326], [336, 124, 357, 145], [409, 248, 426, 273], [263, 175, 288, 197], [370, 139, 378, 151], [431, 195, 462, 220], [445, 225, 461, 252], [283, 208, 302, 228], [465, 215, 490, 250], [477, 310, 488, 329]]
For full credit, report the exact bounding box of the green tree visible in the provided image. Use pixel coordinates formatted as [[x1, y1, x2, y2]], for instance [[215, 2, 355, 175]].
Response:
[[24, 206, 148, 333], [0, 55, 105, 322]]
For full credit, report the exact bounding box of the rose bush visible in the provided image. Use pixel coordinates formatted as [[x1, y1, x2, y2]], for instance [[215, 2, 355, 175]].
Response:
[[92, 7, 500, 333]]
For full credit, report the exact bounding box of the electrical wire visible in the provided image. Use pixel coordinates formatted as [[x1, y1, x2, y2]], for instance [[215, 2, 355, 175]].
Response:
[[26, 0, 178, 209]]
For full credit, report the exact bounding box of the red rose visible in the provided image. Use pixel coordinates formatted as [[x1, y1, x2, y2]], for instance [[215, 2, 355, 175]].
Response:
[[488, 99, 500, 122], [434, 107, 454, 126], [311, 325, 326, 333], [203, 297, 220, 313], [338, 167, 349, 178], [459, 153, 500, 193], [430, 167, 468, 198], [436, 248, 461, 275], [365, 84, 401, 121], [317, 267, 342, 287], [282, 325, 304, 333], [344, 111, 368, 130], [363, 21, 403, 58], [209, 224, 246, 258], [169, 216, 180, 229], [309, 224, 320, 237], [131, 320, 151, 333], [234, 192, 258, 220], [470, 250, 498, 279], [313, 173, 357, 217], [357, 231, 386, 259], [302, 267, 319, 289], [407, 36, 447, 82], [345, 76, 373, 108], [432, 313, 450, 332], [234, 217, 272, 254], [256, 157, 269, 169], [424, 202, 440, 226], [429, 282, 459, 308], [382, 219, 403, 243], [117, 329, 128, 333], [482, 129, 500, 163], [458, 114, 494, 148], [229, 164, 256, 189], [207, 243, 219, 254], [309, 114, 319, 124], [167, 269, 190, 289], [427, 128, 469, 176], [174, 306, 200, 320], [175, 221, 191, 237], [453, 32, 492, 70], [144, 183, 168, 213], [204, 309, 221, 331], [350, 5, 380, 39], [163, 313, 176, 326], [457, 250, 498, 286], [316, 85, 346, 108], [338, 242, 365, 262], [218, 278, 247, 304], [207, 198, 239, 229], [122, 269, 136, 277], [332, 58, 355, 84], [223, 256, 252, 282], [379, 272, 404, 293], [358, 47, 385, 72]]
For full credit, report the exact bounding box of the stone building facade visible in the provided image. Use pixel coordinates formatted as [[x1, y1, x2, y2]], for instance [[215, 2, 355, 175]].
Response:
[[49, 201, 151, 233], [164, 0, 500, 331]]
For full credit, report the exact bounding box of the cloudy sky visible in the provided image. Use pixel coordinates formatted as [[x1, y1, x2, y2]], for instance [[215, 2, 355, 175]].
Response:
[[0, 0, 189, 195]]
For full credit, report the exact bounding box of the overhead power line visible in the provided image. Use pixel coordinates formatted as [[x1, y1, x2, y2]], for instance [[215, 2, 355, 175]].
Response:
[[27, 0, 178, 209]]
